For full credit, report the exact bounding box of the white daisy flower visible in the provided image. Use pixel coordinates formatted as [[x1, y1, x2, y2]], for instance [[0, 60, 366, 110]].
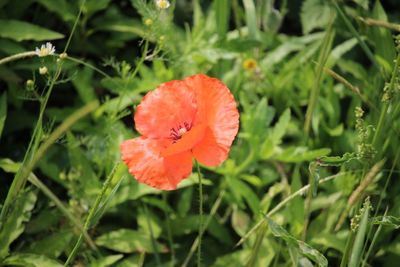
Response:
[[35, 42, 56, 57], [156, 0, 170, 9]]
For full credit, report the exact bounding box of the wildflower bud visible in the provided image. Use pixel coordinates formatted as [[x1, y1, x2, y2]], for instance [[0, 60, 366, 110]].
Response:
[[156, 0, 170, 9], [144, 18, 153, 26], [26, 79, 34, 91], [243, 58, 257, 71], [355, 107, 364, 118], [39, 66, 48, 75], [59, 52, 68, 59]]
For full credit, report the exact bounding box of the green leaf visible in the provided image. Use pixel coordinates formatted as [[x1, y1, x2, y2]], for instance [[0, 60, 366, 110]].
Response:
[[214, 0, 230, 38], [372, 216, 400, 229], [36, 0, 76, 22], [266, 217, 328, 267], [95, 229, 167, 253], [23, 229, 73, 258], [317, 152, 356, 166], [349, 199, 370, 267], [177, 187, 193, 217], [71, 67, 97, 104], [275, 147, 331, 163], [88, 254, 124, 267], [0, 20, 64, 41], [137, 209, 162, 239], [231, 207, 250, 237], [0, 158, 19, 173], [0, 189, 37, 260], [300, 0, 334, 34], [0, 92, 6, 140], [3, 253, 62, 267], [242, 0, 259, 39], [271, 108, 291, 145], [370, 0, 396, 69]]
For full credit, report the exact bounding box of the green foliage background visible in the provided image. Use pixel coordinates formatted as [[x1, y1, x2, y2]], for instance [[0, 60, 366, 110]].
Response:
[[0, 0, 400, 266]]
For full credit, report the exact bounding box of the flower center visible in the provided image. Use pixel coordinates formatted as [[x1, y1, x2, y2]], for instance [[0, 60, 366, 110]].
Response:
[[170, 122, 192, 142]]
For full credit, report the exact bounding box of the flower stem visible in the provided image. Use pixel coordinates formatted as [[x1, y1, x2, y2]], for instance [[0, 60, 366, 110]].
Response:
[[195, 161, 203, 267], [0, 51, 36, 65]]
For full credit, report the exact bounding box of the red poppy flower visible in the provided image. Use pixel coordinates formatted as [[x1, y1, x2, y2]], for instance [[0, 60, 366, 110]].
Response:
[[120, 74, 239, 190]]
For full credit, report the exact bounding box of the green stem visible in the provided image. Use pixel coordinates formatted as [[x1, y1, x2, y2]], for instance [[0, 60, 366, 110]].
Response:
[[64, 55, 110, 78], [182, 190, 225, 267], [0, 51, 36, 65], [372, 52, 400, 148], [196, 161, 203, 267], [340, 231, 356, 267], [361, 207, 388, 267], [304, 17, 335, 135], [63, 163, 120, 266]]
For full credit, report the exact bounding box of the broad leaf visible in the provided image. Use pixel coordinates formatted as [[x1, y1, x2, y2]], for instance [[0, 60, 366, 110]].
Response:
[[0, 190, 37, 260], [0, 20, 64, 41]]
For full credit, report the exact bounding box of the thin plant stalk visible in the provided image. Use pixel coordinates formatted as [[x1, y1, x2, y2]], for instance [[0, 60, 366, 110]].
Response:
[[181, 189, 225, 267], [304, 17, 335, 135], [0, 51, 36, 65], [196, 161, 203, 267], [63, 163, 120, 266], [361, 207, 388, 267]]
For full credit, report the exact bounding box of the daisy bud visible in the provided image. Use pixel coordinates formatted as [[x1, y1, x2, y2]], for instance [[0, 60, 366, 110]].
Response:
[[39, 66, 48, 75], [144, 18, 153, 26], [26, 79, 34, 91], [59, 52, 68, 59]]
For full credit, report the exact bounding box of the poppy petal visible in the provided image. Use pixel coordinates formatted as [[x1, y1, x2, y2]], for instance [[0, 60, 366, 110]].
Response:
[[184, 74, 239, 165], [192, 127, 229, 166], [120, 137, 193, 190], [135, 80, 197, 139]]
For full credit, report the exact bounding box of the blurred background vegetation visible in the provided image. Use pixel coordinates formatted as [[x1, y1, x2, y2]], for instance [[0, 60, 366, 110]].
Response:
[[1, 0, 400, 266]]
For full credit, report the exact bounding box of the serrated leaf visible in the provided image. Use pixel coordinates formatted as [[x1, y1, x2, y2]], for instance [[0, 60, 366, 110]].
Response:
[[0, 20, 64, 41], [95, 229, 167, 253], [318, 153, 356, 166], [301, 0, 334, 34], [266, 217, 328, 267], [0, 190, 37, 260], [3, 253, 62, 267]]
